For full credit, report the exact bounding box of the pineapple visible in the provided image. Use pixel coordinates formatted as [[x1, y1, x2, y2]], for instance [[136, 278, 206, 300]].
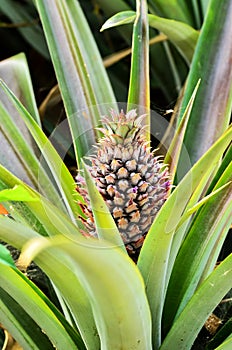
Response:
[[77, 109, 170, 258]]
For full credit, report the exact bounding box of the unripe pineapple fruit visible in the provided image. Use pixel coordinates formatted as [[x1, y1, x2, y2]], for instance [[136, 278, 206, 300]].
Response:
[[77, 109, 170, 258]]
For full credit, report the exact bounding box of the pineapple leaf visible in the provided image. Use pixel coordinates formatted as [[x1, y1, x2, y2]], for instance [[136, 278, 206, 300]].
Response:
[[162, 161, 232, 333], [35, 0, 117, 164], [160, 253, 232, 350], [0, 53, 41, 124], [82, 162, 127, 253], [138, 124, 232, 348], [148, 14, 199, 64], [0, 53, 52, 191], [0, 216, 97, 350], [177, 0, 232, 170], [0, 288, 55, 350], [100, 11, 135, 31], [101, 11, 199, 64], [19, 234, 153, 350], [0, 79, 78, 220], [177, 181, 231, 228], [0, 244, 15, 267], [147, 0, 195, 25], [0, 264, 84, 349], [0, 164, 83, 236], [127, 0, 150, 132], [0, 185, 38, 202], [164, 79, 201, 182]]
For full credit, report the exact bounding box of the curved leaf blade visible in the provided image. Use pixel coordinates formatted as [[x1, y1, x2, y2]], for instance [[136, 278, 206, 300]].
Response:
[[138, 125, 232, 348], [0, 164, 83, 237], [100, 11, 136, 31], [101, 11, 198, 65], [163, 171, 232, 334], [148, 14, 199, 64], [177, 0, 232, 170], [35, 0, 116, 164], [83, 163, 126, 252], [0, 53, 46, 189], [0, 80, 78, 220], [0, 217, 97, 350], [20, 234, 153, 350], [127, 1, 150, 132], [164, 80, 200, 181], [160, 254, 232, 350], [0, 288, 55, 350], [0, 186, 39, 202], [0, 253, 84, 349]]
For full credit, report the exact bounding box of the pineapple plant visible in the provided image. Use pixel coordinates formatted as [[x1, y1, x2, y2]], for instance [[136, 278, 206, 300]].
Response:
[[0, 0, 231, 349], [77, 109, 170, 258]]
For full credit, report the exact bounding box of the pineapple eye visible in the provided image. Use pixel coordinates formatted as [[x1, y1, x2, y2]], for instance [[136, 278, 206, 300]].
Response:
[[125, 159, 137, 171], [117, 167, 129, 179], [130, 173, 142, 185]]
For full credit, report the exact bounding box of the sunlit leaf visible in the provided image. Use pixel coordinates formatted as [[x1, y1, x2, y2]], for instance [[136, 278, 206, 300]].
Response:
[[0, 80, 78, 220], [19, 234, 152, 350], [0, 264, 84, 350], [0, 186, 38, 202], [0, 216, 96, 350]]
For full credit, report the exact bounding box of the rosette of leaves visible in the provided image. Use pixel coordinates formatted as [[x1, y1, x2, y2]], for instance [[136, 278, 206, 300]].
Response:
[[0, 0, 231, 349]]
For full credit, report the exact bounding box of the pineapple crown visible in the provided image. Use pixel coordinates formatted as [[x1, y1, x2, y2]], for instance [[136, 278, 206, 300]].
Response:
[[98, 109, 146, 146]]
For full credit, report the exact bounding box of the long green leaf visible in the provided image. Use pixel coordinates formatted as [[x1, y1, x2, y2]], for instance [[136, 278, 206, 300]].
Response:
[[163, 170, 232, 334], [160, 253, 232, 350], [0, 80, 78, 220], [215, 337, 232, 350], [177, 0, 232, 171], [83, 163, 126, 252], [0, 186, 38, 201], [100, 11, 135, 31], [0, 244, 84, 350], [0, 99, 61, 204], [0, 53, 41, 124], [0, 164, 84, 237], [164, 165, 224, 301], [148, 14, 198, 64], [0, 287, 55, 350], [0, 53, 49, 190], [35, 0, 116, 165], [137, 125, 232, 349], [164, 80, 200, 181], [20, 234, 152, 350], [206, 144, 232, 194], [0, 103, 40, 189], [96, 0, 132, 44], [127, 0, 150, 134], [0, 216, 97, 350]]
